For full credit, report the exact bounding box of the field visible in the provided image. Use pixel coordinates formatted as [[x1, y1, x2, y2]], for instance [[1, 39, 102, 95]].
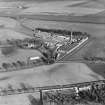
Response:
[[21, 19, 105, 38], [0, 62, 104, 104], [0, 92, 40, 105], [0, 0, 105, 105], [0, 18, 104, 105], [0, 63, 103, 88], [0, 48, 41, 66]]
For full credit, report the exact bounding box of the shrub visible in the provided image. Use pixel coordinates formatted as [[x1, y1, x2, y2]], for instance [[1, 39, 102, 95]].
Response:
[[2, 63, 9, 69], [1, 46, 16, 56]]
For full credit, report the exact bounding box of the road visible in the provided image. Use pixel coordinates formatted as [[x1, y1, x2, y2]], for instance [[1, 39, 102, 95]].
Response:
[[56, 37, 91, 62], [0, 80, 104, 96]]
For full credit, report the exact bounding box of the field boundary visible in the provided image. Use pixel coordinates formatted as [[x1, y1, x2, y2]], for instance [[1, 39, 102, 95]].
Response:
[[19, 15, 105, 25], [0, 80, 104, 96]]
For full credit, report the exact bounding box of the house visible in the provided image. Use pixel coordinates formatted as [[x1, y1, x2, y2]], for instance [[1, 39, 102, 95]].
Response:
[[27, 56, 42, 65], [19, 39, 42, 49]]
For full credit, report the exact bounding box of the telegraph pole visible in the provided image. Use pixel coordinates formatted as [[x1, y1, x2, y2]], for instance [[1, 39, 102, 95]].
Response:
[[39, 90, 43, 105], [71, 28, 73, 42]]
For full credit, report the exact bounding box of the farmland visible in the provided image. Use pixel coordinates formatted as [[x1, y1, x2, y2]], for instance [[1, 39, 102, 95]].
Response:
[[21, 19, 105, 38], [0, 92, 40, 105], [0, 62, 103, 89], [0, 0, 105, 105], [0, 62, 104, 105], [0, 16, 105, 105], [0, 48, 41, 66]]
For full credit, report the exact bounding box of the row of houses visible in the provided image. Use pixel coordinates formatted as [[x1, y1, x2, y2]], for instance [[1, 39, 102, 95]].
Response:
[[6, 38, 43, 49]]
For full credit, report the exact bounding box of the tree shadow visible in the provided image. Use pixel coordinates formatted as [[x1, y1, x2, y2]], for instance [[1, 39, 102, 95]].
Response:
[[28, 94, 42, 105], [86, 63, 105, 79]]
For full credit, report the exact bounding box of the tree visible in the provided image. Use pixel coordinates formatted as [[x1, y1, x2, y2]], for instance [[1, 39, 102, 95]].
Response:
[[0, 41, 2, 45], [17, 60, 24, 66], [12, 62, 18, 68], [6, 39, 13, 44], [2, 63, 9, 70], [7, 84, 14, 92], [8, 84, 13, 89], [2, 88, 8, 95], [28, 95, 40, 105], [20, 83, 28, 92]]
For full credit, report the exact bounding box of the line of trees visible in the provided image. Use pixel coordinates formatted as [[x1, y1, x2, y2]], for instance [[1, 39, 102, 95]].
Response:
[[0, 83, 35, 96], [2, 60, 27, 71], [78, 83, 105, 104], [83, 56, 105, 62], [36, 28, 89, 37], [40, 45, 58, 64]]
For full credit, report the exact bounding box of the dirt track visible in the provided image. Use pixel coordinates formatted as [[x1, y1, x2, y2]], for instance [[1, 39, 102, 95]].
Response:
[[19, 14, 105, 24]]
